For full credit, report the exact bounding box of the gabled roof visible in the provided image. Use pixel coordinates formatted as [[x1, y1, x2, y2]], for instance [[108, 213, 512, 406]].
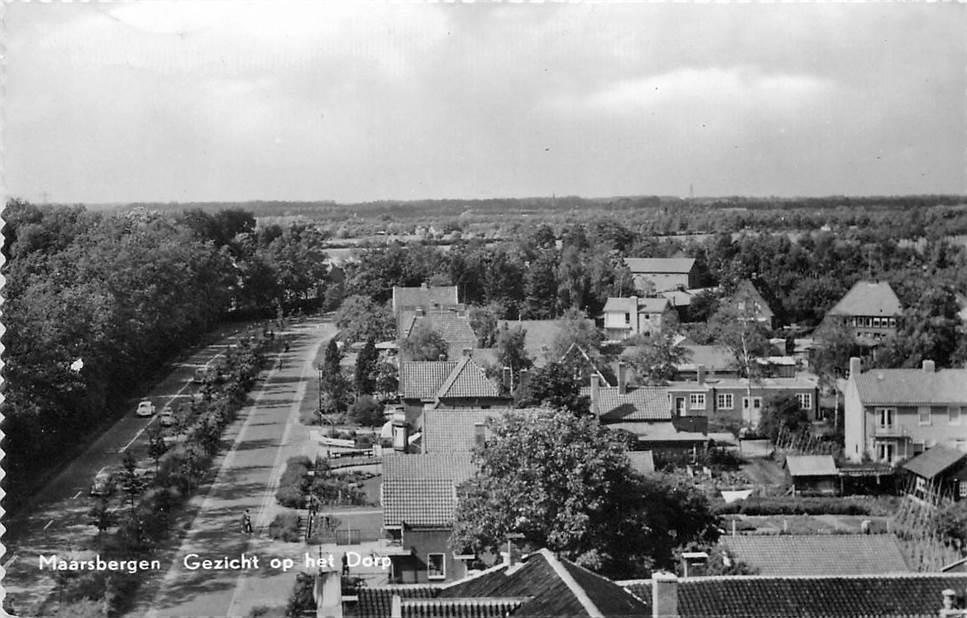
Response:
[[381, 453, 475, 528], [677, 344, 737, 373], [720, 534, 909, 576], [624, 257, 696, 274], [402, 311, 477, 344], [602, 297, 671, 314], [399, 361, 460, 400], [435, 357, 501, 399], [496, 319, 593, 367], [357, 549, 650, 618], [583, 385, 672, 421], [827, 280, 902, 317], [623, 572, 967, 618], [902, 445, 967, 480], [421, 407, 545, 454], [733, 280, 775, 319], [392, 285, 460, 312], [637, 297, 671, 313], [853, 367, 967, 405], [785, 455, 838, 477]]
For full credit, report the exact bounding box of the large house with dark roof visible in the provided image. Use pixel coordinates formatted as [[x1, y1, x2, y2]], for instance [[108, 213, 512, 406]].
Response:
[[398, 358, 510, 421], [825, 280, 903, 343], [380, 453, 478, 584], [844, 357, 967, 464], [624, 257, 698, 292]]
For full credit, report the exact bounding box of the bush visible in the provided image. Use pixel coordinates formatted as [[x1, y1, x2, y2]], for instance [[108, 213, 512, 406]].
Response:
[[268, 512, 302, 543], [348, 395, 385, 427], [275, 486, 306, 509], [713, 497, 872, 516], [285, 572, 316, 618]]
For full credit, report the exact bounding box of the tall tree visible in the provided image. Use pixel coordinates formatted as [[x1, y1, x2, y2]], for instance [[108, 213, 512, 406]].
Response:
[[400, 323, 449, 361], [495, 323, 533, 393], [628, 331, 690, 385], [450, 409, 720, 578], [353, 338, 379, 395]]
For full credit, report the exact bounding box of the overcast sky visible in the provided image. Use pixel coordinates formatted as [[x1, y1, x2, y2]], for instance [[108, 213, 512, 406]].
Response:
[[5, 2, 966, 204]]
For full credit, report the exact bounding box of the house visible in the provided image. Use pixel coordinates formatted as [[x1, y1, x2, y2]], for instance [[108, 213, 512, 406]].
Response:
[[398, 309, 477, 360], [351, 548, 650, 618], [719, 533, 910, 576], [398, 358, 510, 422], [825, 280, 902, 343], [785, 455, 839, 495], [666, 375, 819, 427], [619, 572, 967, 618], [843, 357, 967, 464], [624, 257, 698, 292], [729, 280, 775, 329], [661, 287, 718, 322], [420, 407, 544, 454], [496, 318, 595, 367], [621, 343, 739, 384], [391, 284, 460, 315], [601, 296, 673, 341], [901, 445, 967, 503], [380, 453, 477, 584]]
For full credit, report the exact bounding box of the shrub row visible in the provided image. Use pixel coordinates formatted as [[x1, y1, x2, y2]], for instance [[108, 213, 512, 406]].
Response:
[[276, 456, 314, 509], [713, 497, 872, 516], [268, 512, 303, 543]]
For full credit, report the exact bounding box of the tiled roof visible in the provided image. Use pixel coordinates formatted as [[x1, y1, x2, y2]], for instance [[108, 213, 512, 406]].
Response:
[[590, 386, 672, 421], [496, 319, 594, 367], [400, 361, 460, 400], [662, 287, 718, 308], [637, 297, 671, 313], [827, 280, 902, 317], [381, 453, 476, 528], [355, 586, 439, 618], [623, 573, 967, 617], [443, 549, 650, 618], [421, 408, 545, 453], [785, 455, 838, 477], [435, 357, 501, 399], [393, 285, 460, 311], [399, 597, 526, 617], [668, 377, 818, 392], [902, 445, 967, 479], [678, 345, 738, 373], [853, 368, 967, 405], [403, 312, 477, 347], [624, 257, 696, 274], [720, 534, 909, 576], [603, 297, 638, 314], [604, 297, 671, 315]]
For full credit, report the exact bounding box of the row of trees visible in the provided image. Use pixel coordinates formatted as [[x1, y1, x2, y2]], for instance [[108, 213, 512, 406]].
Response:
[[2, 200, 336, 505]]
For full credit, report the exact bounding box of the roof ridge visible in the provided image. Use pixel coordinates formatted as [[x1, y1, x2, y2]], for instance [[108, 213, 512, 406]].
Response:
[[679, 571, 967, 582], [436, 356, 471, 399], [538, 548, 605, 618]]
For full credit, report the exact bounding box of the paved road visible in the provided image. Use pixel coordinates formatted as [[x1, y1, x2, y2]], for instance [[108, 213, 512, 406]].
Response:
[[138, 318, 337, 618], [1, 324, 257, 615]]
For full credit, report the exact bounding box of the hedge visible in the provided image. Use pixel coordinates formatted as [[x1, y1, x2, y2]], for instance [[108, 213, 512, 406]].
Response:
[[714, 497, 872, 516], [268, 512, 302, 543]]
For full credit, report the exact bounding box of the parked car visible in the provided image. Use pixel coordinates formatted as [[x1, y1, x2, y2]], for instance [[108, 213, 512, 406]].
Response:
[[90, 469, 114, 496], [159, 405, 175, 427], [136, 400, 156, 417]]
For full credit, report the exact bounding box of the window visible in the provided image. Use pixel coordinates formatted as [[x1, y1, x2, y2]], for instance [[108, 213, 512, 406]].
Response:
[[913, 442, 926, 454], [876, 442, 895, 463], [950, 407, 962, 425], [624, 312, 630, 325], [689, 393, 706, 410], [919, 407, 932, 426], [960, 482, 967, 499], [916, 477, 927, 493], [473, 423, 487, 447], [716, 393, 734, 410], [876, 408, 895, 429], [427, 553, 446, 580], [873, 317, 881, 328], [742, 397, 762, 410], [796, 393, 812, 411], [888, 317, 897, 327]]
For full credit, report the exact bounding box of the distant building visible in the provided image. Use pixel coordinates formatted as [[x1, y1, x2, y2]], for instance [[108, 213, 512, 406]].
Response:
[[785, 455, 839, 495], [495, 318, 594, 367], [601, 296, 673, 340], [398, 309, 477, 360], [825, 280, 902, 343], [729, 280, 775, 329], [624, 257, 698, 292], [667, 374, 819, 427], [719, 533, 910, 576], [843, 357, 967, 464]]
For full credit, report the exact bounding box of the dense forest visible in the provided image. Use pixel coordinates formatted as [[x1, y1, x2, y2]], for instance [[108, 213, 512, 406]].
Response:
[[5, 195, 967, 505]]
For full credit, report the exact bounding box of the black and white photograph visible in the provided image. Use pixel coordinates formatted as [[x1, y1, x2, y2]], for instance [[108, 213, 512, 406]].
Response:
[[3, 2, 967, 617]]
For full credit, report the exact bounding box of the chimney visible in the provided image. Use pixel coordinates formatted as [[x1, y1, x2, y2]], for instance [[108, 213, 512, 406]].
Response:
[[849, 357, 861, 378], [391, 594, 403, 618], [697, 364, 706, 385], [923, 359, 936, 373], [420, 282, 428, 290], [313, 569, 343, 618], [518, 369, 530, 393], [591, 374, 601, 414], [940, 588, 957, 616], [501, 367, 512, 391], [618, 363, 628, 395], [652, 572, 679, 618], [391, 410, 409, 454], [462, 347, 473, 358]]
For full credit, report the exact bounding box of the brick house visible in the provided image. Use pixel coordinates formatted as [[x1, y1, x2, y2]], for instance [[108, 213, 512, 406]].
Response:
[[398, 358, 510, 423], [624, 257, 698, 292], [825, 280, 902, 343], [380, 453, 477, 584], [843, 357, 967, 464], [666, 374, 819, 427], [602, 296, 673, 341]]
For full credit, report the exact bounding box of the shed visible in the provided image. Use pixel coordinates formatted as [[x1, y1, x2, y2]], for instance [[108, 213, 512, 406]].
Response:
[[901, 445, 967, 502], [785, 455, 839, 496]]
